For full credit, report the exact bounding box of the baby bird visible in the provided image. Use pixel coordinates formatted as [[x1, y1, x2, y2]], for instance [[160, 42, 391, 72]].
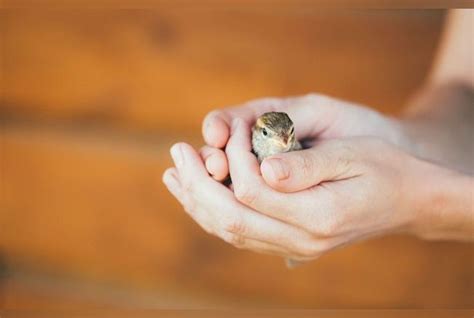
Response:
[[252, 112, 302, 163], [252, 112, 303, 269]]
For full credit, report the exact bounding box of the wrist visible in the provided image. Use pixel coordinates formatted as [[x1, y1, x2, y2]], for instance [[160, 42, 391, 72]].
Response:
[[397, 82, 474, 172], [385, 116, 420, 155], [407, 160, 473, 241]]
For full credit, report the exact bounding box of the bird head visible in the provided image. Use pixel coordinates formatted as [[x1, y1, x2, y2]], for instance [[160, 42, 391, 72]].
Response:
[[254, 112, 296, 152]]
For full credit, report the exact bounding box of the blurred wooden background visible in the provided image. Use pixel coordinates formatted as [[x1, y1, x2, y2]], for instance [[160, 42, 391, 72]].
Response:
[[1, 8, 473, 309]]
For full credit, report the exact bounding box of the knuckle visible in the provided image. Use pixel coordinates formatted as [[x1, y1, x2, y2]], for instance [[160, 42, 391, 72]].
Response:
[[338, 141, 357, 159], [230, 234, 245, 247], [318, 217, 339, 237], [307, 213, 339, 237], [221, 231, 245, 247], [234, 183, 258, 206], [181, 178, 195, 194], [338, 143, 356, 165], [301, 153, 316, 177], [224, 216, 246, 236], [326, 140, 357, 177], [222, 216, 247, 247], [336, 156, 353, 175], [315, 147, 333, 167]]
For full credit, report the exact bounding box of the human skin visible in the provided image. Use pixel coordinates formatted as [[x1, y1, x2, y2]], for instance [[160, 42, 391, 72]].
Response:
[[163, 97, 473, 261], [197, 9, 474, 180], [163, 10, 474, 261]]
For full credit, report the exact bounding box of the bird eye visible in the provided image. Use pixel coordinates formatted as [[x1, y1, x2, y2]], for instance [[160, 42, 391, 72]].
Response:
[[290, 127, 294, 134], [262, 128, 268, 136]]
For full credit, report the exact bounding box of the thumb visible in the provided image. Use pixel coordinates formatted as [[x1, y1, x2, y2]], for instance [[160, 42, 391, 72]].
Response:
[[260, 139, 357, 192]]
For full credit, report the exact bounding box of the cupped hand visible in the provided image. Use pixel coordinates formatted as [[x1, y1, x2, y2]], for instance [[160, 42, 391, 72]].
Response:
[[200, 94, 410, 181], [163, 142, 319, 262], [164, 118, 435, 263]]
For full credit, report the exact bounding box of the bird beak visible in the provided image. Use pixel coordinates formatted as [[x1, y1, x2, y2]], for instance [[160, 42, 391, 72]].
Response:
[[277, 134, 290, 149]]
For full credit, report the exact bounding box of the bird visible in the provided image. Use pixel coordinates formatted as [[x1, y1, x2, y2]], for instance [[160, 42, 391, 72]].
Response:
[[251, 111, 303, 269], [252, 112, 302, 163]]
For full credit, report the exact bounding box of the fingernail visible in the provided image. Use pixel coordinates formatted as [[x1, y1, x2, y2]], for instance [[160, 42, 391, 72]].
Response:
[[170, 144, 183, 167], [265, 158, 289, 181]]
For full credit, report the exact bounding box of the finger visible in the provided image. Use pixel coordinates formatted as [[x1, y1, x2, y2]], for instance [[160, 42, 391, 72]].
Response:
[[223, 200, 319, 258], [202, 94, 347, 149], [225, 118, 304, 225], [283, 94, 341, 138], [199, 146, 229, 181], [169, 147, 345, 251], [163, 166, 215, 234], [171, 142, 313, 251], [202, 98, 285, 148], [170, 143, 215, 225], [162, 167, 185, 205], [171, 142, 209, 180], [261, 139, 358, 193]]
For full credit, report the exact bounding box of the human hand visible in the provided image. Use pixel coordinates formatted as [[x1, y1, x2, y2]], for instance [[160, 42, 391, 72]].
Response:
[[200, 94, 411, 181], [163, 142, 319, 263], [164, 118, 454, 263]]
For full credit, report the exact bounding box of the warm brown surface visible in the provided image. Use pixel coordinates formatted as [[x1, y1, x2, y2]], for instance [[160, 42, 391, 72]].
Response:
[[1, 8, 473, 309], [1, 10, 441, 131], [1, 309, 474, 318]]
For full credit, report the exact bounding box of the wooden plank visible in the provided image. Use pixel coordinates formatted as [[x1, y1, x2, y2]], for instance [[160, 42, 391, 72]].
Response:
[[1, 10, 443, 133], [1, 124, 472, 308]]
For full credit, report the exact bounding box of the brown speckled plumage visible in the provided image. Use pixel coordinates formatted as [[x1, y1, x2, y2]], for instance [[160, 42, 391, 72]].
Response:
[[252, 112, 302, 163]]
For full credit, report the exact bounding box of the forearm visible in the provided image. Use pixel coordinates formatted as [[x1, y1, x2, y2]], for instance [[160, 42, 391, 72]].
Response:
[[398, 9, 473, 173], [410, 160, 474, 241], [429, 10, 474, 88], [400, 81, 473, 173]]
